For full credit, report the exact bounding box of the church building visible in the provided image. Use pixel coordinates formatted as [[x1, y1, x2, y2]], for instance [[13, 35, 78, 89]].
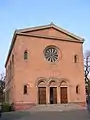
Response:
[[5, 23, 86, 110]]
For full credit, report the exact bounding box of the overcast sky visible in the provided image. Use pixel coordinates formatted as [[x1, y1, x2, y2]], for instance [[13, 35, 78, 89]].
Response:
[[0, 0, 90, 73]]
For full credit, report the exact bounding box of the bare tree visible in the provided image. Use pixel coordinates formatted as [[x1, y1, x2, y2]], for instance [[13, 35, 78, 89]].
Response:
[[0, 73, 5, 103], [84, 50, 90, 96]]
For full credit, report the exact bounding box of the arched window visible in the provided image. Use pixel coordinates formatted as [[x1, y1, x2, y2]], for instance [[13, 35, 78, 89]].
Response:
[[12, 54, 14, 64], [8, 65, 10, 80], [24, 50, 28, 60], [12, 54, 14, 77], [74, 55, 78, 63], [76, 85, 79, 94], [23, 85, 27, 94], [10, 61, 11, 79]]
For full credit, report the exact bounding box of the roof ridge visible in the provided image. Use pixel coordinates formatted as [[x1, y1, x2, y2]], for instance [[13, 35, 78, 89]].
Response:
[[16, 23, 51, 33]]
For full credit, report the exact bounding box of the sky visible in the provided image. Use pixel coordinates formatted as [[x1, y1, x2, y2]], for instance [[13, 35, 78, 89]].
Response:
[[0, 0, 90, 73]]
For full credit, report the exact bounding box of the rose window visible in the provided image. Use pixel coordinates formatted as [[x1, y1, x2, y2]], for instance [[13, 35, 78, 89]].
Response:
[[44, 46, 58, 62]]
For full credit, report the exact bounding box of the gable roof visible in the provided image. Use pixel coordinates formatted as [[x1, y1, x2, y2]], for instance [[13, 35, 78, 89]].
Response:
[[16, 22, 84, 41], [5, 23, 85, 67]]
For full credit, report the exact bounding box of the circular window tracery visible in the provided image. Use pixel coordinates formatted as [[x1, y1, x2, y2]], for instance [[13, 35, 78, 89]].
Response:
[[44, 46, 58, 62]]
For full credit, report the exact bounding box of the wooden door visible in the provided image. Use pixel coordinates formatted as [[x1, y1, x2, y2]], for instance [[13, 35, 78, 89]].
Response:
[[50, 87, 57, 104], [60, 87, 68, 104], [53, 87, 57, 104], [38, 87, 46, 104]]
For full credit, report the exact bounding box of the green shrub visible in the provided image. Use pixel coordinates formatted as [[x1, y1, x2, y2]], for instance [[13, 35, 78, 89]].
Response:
[[1, 103, 11, 112]]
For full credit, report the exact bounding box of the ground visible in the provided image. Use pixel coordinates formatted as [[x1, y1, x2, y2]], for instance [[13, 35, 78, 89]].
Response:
[[0, 109, 90, 120]]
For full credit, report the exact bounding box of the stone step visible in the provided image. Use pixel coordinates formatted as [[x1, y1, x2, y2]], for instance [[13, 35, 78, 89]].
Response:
[[29, 104, 86, 112]]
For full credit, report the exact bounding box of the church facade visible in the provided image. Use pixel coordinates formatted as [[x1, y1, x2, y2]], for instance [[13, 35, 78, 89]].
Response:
[[5, 23, 86, 110]]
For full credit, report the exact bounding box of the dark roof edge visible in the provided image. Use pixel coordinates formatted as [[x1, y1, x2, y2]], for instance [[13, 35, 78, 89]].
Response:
[[5, 31, 17, 68]]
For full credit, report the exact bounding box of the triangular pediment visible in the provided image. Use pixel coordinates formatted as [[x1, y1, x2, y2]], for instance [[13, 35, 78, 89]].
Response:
[[16, 23, 84, 42]]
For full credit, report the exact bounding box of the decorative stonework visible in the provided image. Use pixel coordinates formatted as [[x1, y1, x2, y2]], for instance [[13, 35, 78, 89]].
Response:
[[60, 81, 67, 87], [36, 77, 47, 86]]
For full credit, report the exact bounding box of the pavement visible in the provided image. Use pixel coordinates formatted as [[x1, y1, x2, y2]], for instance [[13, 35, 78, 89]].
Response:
[[0, 109, 90, 120]]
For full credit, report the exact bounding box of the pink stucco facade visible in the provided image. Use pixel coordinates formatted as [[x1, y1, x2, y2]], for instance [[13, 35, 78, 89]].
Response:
[[5, 23, 86, 110]]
